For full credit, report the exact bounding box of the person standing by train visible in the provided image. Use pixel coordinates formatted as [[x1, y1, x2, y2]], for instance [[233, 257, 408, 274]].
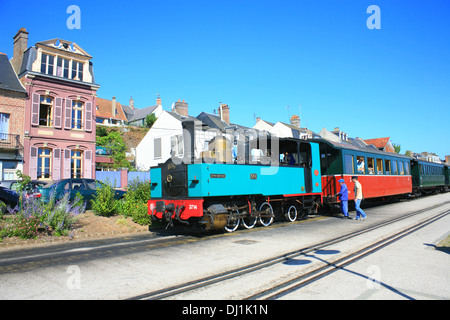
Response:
[[336, 179, 350, 219], [351, 176, 367, 221]]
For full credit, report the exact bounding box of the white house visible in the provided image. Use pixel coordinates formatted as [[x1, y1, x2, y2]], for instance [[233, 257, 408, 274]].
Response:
[[253, 115, 312, 140], [253, 118, 274, 132], [135, 110, 218, 170]]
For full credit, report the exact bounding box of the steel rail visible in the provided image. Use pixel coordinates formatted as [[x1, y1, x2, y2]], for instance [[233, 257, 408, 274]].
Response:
[[127, 201, 450, 300], [247, 208, 450, 300]]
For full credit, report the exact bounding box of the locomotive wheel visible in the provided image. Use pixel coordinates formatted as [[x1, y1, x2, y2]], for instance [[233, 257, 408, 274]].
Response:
[[259, 202, 274, 227], [242, 214, 257, 229], [224, 211, 240, 233], [285, 205, 297, 222]]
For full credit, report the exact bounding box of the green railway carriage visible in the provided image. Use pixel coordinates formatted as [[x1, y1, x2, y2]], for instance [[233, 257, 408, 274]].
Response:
[[444, 164, 450, 189], [410, 159, 446, 193]]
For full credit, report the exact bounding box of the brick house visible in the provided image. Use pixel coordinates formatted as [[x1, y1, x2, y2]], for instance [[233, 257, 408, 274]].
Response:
[[0, 52, 26, 180], [12, 28, 100, 181], [363, 137, 395, 153]]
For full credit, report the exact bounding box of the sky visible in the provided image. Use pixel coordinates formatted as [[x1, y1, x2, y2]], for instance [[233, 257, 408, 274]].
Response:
[[1, 0, 449, 158]]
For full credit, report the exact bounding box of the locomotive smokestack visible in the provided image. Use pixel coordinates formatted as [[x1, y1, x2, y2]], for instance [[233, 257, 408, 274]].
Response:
[[182, 120, 201, 164]]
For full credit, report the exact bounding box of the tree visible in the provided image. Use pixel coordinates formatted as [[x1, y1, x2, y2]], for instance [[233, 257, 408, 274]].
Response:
[[96, 130, 131, 170], [392, 143, 401, 154], [144, 114, 157, 128]]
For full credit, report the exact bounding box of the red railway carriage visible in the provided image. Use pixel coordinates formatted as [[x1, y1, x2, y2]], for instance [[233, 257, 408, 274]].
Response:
[[314, 138, 412, 204]]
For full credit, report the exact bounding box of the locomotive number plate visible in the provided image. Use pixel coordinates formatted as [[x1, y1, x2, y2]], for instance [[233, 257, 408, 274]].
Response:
[[250, 173, 257, 180], [210, 174, 226, 178]]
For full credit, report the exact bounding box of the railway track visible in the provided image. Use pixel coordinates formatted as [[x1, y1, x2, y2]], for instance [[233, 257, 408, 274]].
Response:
[[128, 201, 450, 300]]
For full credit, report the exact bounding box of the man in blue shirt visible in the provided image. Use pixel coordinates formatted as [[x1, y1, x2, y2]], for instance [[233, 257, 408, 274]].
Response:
[[336, 178, 351, 219]]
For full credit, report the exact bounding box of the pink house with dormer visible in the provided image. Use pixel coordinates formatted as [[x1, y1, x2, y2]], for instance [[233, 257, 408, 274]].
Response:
[[11, 28, 99, 181]]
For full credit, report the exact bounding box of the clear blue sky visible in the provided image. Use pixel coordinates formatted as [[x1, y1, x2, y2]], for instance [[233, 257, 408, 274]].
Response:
[[1, 0, 449, 158]]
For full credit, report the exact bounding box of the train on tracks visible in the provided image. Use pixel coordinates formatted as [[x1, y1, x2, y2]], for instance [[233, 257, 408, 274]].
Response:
[[148, 120, 449, 232]]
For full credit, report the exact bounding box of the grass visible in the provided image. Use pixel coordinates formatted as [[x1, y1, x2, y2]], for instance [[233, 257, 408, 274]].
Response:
[[436, 234, 450, 253]]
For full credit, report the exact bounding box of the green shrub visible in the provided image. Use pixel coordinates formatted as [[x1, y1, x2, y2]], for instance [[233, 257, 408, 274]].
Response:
[[119, 179, 151, 225], [91, 182, 118, 217], [44, 192, 85, 236], [0, 192, 85, 239]]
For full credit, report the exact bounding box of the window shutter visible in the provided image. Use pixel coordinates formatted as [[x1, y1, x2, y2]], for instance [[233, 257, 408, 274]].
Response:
[[85, 101, 92, 132], [63, 149, 71, 178], [53, 148, 61, 180], [29, 146, 38, 180], [84, 150, 92, 178], [65, 99, 72, 129], [54, 97, 63, 128], [31, 93, 40, 126]]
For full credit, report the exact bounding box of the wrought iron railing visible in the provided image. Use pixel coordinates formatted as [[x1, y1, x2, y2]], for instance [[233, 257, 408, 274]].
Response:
[[0, 133, 23, 149]]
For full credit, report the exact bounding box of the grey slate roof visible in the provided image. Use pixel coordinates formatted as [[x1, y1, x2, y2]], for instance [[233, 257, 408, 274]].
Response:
[[196, 112, 251, 132], [124, 105, 159, 122], [0, 53, 26, 94]]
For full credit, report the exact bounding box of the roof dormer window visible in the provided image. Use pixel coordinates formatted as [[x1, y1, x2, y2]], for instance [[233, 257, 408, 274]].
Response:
[[56, 57, 70, 78], [72, 60, 83, 81], [40, 53, 55, 75], [40, 51, 84, 81]]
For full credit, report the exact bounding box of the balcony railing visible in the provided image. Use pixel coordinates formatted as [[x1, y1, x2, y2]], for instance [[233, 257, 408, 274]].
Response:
[[0, 133, 23, 150]]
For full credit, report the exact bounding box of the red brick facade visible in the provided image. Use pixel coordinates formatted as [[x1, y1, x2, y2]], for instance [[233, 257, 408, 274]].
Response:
[[0, 89, 25, 146]]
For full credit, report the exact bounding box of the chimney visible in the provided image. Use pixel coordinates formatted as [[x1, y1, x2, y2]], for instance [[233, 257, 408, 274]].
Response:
[[218, 103, 230, 125], [256, 117, 261, 123], [290, 115, 300, 128], [156, 95, 161, 106], [129, 96, 134, 109], [11, 28, 29, 75], [112, 97, 116, 117], [173, 99, 188, 116]]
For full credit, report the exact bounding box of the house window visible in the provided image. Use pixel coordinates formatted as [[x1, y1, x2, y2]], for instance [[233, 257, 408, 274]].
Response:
[[39, 96, 53, 127], [2, 161, 18, 180], [56, 57, 70, 78], [170, 135, 184, 157], [154, 138, 162, 159], [72, 60, 83, 81], [38, 148, 52, 180], [0, 113, 10, 140], [40, 53, 55, 75], [71, 150, 83, 178], [72, 101, 83, 129]]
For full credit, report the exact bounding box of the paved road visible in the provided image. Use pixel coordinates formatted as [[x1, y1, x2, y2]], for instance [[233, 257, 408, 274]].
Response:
[[0, 193, 449, 300]]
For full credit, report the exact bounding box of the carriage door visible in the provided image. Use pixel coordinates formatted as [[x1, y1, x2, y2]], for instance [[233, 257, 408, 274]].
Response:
[[299, 143, 312, 193]]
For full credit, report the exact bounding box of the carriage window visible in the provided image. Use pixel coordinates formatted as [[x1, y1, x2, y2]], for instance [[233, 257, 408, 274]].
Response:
[[399, 161, 404, 175], [367, 157, 375, 174], [376, 158, 383, 174], [404, 162, 410, 175], [344, 154, 354, 174], [392, 161, 398, 175], [356, 156, 365, 174], [385, 159, 391, 175]]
